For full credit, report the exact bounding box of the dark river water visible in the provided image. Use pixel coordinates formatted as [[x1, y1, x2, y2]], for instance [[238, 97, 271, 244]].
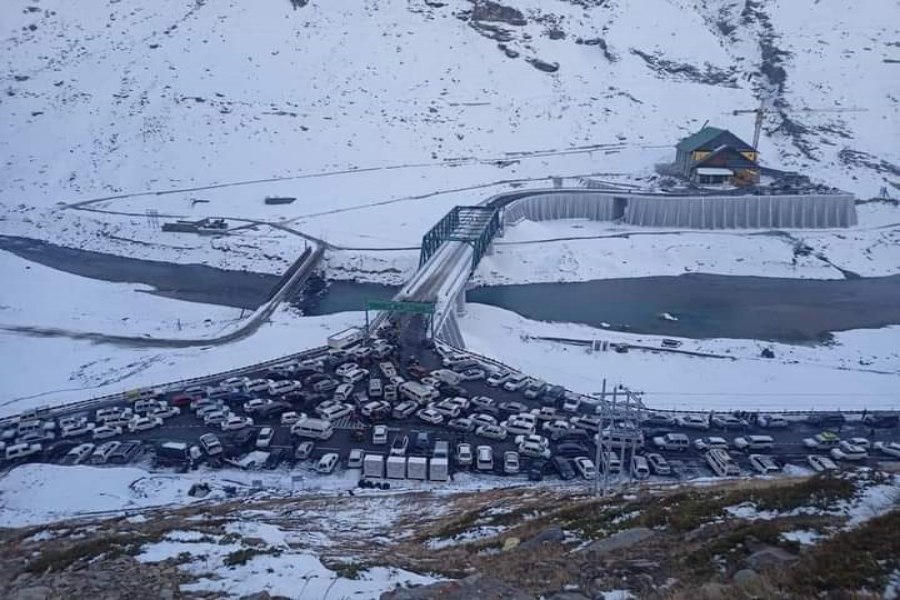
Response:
[[3, 235, 899, 343]]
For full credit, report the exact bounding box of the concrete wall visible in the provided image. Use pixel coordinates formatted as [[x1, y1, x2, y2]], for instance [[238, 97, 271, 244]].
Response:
[[502, 191, 857, 230]]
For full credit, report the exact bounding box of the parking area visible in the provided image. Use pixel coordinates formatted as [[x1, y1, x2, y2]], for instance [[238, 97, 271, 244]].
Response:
[[2, 330, 899, 486]]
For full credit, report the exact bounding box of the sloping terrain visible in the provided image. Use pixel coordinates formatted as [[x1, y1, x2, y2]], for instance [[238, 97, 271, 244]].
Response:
[[0, 0, 896, 212]]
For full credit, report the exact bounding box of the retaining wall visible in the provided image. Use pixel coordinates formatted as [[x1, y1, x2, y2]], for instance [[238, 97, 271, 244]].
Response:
[[503, 191, 857, 229]]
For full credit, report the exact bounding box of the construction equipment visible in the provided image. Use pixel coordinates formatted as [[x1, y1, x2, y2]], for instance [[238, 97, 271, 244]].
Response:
[[732, 101, 867, 149]]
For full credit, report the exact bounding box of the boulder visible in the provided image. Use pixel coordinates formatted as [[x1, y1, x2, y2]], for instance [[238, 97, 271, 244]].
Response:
[[518, 527, 565, 551], [381, 573, 533, 600], [741, 546, 799, 571], [547, 592, 589, 600], [732, 568, 762, 591], [526, 58, 559, 73], [579, 528, 655, 556]]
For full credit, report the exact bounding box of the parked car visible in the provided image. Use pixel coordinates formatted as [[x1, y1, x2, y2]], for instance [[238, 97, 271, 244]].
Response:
[[805, 413, 846, 428], [502, 374, 530, 392], [199, 433, 223, 456], [631, 455, 650, 480], [391, 400, 418, 420], [652, 433, 690, 451], [447, 417, 475, 433], [573, 456, 597, 480], [749, 454, 781, 475], [646, 453, 671, 476], [486, 370, 512, 387], [456, 443, 473, 467], [676, 415, 710, 430], [459, 368, 487, 382], [256, 427, 275, 449], [873, 441, 900, 458], [221, 415, 254, 431], [693, 437, 729, 451], [807, 454, 838, 472], [642, 413, 675, 427], [91, 425, 122, 441], [281, 411, 305, 425], [803, 432, 841, 450], [732, 435, 775, 452], [316, 402, 354, 421], [470, 413, 498, 429], [148, 404, 180, 420], [470, 396, 495, 411], [503, 451, 520, 475], [316, 453, 339, 474], [416, 407, 444, 425], [528, 459, 548, 481], [128, 416, 162, 433], [498, 401, 528, 415], [518, 439, 552, 459], [863, 413, 899, 429], [758, 414, 790, 428], [847, 437, 871, 450], [294, 441, 315, 461], [475, 424, 507, 440], [551, 456, 576, 480], [830, 441, 868, 461], [348, 449, 364, 469], [203, 410, 232, 427], [555, 442, 591, 458], [390, 434, 409, 457], [710, 414, 746, 430]]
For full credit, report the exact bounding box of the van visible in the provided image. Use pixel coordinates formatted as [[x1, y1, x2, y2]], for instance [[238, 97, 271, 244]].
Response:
[[476, 445, 494, 471], [133, 399, 159, 414], [90, 441, 121, 465], [368, 378, 383, 398], [399, 382, 439, 405], [706, 448, 740, 477], [599, 427, 645, 449], [652, 433, 690, 452], [631, 455, 650, 480], [343, 368, 368, 385], [17, 419, 48, 436], [333, 383, 354, 403], [5, 442, 41, 461], [291, 418, 334, 441], [732, 435, 775, 451]]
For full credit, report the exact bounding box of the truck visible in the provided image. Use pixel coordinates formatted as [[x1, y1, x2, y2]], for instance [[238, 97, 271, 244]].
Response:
[[429, 457, 449, 482], [386, 455, 406, 479], [363, 453, 385, 479], [327, 327, 365, 351], [407, 456, 428, 480]]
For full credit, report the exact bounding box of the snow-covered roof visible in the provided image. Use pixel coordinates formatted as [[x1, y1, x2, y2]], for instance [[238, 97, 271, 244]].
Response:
[[695, 167, 733, 176]]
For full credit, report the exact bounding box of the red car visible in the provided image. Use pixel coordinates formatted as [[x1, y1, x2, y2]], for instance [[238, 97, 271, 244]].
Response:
[[170, 394, 194, 408]]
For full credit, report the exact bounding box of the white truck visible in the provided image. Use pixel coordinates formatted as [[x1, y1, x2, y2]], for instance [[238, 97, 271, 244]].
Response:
[[429, 457, 449, 481], [363, 453, 385, 479], [407, 456, 428, 480], [327, 327, 364, 350], [386, 455, 406, 479]]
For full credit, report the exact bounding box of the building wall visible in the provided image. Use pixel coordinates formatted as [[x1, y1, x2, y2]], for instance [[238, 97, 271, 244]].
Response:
[[503, 191, 858, 230]]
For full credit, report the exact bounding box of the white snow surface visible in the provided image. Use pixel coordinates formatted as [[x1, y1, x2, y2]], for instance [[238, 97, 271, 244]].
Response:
[[0, 250, 243, 338], [457, 303, 900, 412], [0, 307, 364, 418], [138, 524, 437, 599]]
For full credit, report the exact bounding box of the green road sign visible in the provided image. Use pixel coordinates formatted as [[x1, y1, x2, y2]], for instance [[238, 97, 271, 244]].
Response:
[[366, 300, 435, 314]]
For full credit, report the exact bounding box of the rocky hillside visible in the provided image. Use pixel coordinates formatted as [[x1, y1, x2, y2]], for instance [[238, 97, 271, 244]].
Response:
[[0, 0, 897, 208], [1, 469, 898, 599]]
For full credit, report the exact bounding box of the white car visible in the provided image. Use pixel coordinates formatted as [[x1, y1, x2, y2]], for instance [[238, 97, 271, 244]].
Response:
[[316, 453, 339, 474], [693, 437, 729, 451], [502, 374, 530, 392], [456, 443, 474, 467], [475, 424, 507, 440], [335, 362, 359, 378], [503, 418, 535, 436], [514, 433, 549, 448], [360, 401, 391, 419], [128, 416, 162, 432], [807, 454, 838, 472], [830, 441, 868, 461], [433, 400, 462, 419], [268, 380, 301, 396], [470, 413, 498, 428], [758, 414, 790, 428], [372, 424, 389, 445], [256, 427, 275, 449], [749, 454, 781, 475], [196, 403, 226, 419], [243, 398, 271, 414], [317, 403, 354, 421], [573, 456, 598, 480], [470, 396, 495, 410], [518, 439, 551, 459], [244, 378, 273, 393], [710, 414, 746, 429], [543, 420, 571, 436], [676, 415, 710, 430], [148, 404, 180, 420], [221, 415, 254, 431], [847, 437, 871, 450], [280, 411, 305, 425], [486, 370, 511, 387], [646, 453, 671, 476], [416, 408, 444, 425], [803, 432, 841, 449], [100, 412, 134, 429], [219, 376, 249, 390], [203, 410, 232, 426], [91, 425, 122, 440], [503, 451, 520, 475], [562, 395, 581, 413], [199, 433, 223, 456], [61, 422, 96, 438], [873, 441, 900, 458], [447, 417, 475, 433]]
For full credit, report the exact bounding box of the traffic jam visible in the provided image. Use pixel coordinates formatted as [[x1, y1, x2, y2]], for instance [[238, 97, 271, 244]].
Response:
[[2, 329, 899, 486]]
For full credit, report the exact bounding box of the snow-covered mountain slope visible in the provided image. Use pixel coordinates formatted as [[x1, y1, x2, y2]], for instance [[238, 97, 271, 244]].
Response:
[[0, 0, 896, 211]]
